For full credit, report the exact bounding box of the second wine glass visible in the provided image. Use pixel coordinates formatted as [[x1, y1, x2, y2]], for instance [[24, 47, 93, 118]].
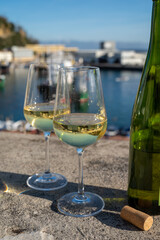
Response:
[[53, 66, 107, 217], [24, 63, 68, 191]]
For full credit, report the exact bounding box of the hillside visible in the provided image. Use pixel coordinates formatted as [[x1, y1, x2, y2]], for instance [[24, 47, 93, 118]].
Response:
[[0, 16, 38, 50]]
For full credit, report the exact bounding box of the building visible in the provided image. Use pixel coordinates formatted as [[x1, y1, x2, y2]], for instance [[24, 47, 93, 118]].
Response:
[[26, 44, 65, 55], [100, 41, 116, 51], [26, 44, 78, 55], [11, 46, 35, 63], [47, 51, 75, 66], [25, 44, 78, 65], [75, 50, 97, 64], [120, 51, 146, 66]]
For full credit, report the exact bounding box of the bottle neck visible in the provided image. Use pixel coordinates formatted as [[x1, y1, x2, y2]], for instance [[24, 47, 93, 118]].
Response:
[[149, 0, 160, 63]]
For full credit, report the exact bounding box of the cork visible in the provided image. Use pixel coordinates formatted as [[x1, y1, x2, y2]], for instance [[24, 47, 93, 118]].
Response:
[[120, 205, 153, 231]]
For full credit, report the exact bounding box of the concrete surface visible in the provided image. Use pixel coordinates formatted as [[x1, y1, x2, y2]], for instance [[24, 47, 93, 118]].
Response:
[[0, 132, 160, 240]]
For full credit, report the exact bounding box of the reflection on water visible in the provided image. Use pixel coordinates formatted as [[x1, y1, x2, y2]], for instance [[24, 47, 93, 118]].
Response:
[[0, 68, 141, 128], [0, 68, 28, 121], [101, 70, 141, 128]]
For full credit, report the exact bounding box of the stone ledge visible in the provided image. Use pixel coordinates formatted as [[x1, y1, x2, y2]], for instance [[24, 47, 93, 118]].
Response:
[[0, 132, 159, 239]]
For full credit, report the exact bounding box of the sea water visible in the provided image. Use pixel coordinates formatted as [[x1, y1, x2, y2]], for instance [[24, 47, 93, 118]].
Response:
[[0, 68, 141, 129]]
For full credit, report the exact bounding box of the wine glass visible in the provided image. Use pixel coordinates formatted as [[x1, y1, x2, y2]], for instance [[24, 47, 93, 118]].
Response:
[[53, 66, 107, 217], [24, 63, 68, 191]]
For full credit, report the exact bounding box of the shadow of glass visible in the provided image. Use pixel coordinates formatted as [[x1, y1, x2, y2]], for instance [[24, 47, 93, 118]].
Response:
[[0, 171, 127, 205], [0, 171, 29, 194], [0, 171, 137, 231]]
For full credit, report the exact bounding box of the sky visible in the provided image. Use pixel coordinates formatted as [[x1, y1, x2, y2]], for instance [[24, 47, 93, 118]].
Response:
[[0, 0, 152, 44]]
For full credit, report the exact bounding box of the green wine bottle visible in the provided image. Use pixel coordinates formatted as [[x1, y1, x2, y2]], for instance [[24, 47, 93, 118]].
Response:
[[128, 0, 160, 213]]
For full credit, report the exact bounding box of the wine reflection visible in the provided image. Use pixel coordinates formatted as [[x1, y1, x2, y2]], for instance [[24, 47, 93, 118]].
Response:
[[38, 83, 56, 102], [36, 64, 58, 103], [71, 91, 89, 113], [0, 171, 29, 195], [0, 178, 8, 192]]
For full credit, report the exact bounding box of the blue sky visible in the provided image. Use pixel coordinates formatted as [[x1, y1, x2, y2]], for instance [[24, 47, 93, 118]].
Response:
[[0, 0, 152, 44]]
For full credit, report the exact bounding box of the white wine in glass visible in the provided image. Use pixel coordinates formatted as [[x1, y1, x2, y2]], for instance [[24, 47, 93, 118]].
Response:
[[53, 66, 107, 217], [24, 63, 68, 191]]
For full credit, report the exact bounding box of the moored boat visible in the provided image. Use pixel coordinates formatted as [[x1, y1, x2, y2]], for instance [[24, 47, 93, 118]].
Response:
[[105, 125, 119, 137]]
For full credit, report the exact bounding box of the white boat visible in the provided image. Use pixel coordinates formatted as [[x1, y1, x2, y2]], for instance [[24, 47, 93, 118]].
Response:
[[12, 120, 26, 131], [0, 120, 5, 130], [115, 76, 129, 82], [25, 122, 36, 132], [105, 125, 119, 137], [5, 120, 14, 131], [119, 127, 130, 137]]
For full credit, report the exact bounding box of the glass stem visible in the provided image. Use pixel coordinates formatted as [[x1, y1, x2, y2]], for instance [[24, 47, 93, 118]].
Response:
[[44, 132, 51, 174], [77, 148, 84, 197]]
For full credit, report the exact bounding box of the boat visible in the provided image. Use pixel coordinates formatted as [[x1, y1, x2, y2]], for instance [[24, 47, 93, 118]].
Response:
[[5, 120, 14, 131], [25, 122, 36, 132], [0, 61, 10, 74], [115, 76, 129, 82], [12, 120, 26, 132], [0, 120, 5, 130], [105, 125, 119, 137], [119, 127, 130, 137]]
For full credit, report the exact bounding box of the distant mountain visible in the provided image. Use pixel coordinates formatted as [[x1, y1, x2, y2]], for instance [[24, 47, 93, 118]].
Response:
[[41, 40, 148, 51], [0, 16, 38, 50]]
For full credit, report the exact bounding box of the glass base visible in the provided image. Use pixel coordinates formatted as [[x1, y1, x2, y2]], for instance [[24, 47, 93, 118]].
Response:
[[27, 172, 67, 191], [58, 192, 105, 217]]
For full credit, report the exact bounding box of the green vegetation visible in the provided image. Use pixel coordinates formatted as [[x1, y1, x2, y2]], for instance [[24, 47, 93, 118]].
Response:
[[0, 16, 38, 50]]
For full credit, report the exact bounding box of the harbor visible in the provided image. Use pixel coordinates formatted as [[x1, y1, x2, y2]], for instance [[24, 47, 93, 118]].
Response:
[[0, 41, 146, 71], [0, 41, 144, 135], [0, 66, 141, 134]]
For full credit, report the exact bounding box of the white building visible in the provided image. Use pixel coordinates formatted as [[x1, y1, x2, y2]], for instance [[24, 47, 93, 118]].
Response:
[[0, 51, 13, 64], [11, 46, 35, 63], [100, 41, 116, 51], [121, 51, 146, 66], [47, 51, 74, 67], [76, 50, 97, 63]]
